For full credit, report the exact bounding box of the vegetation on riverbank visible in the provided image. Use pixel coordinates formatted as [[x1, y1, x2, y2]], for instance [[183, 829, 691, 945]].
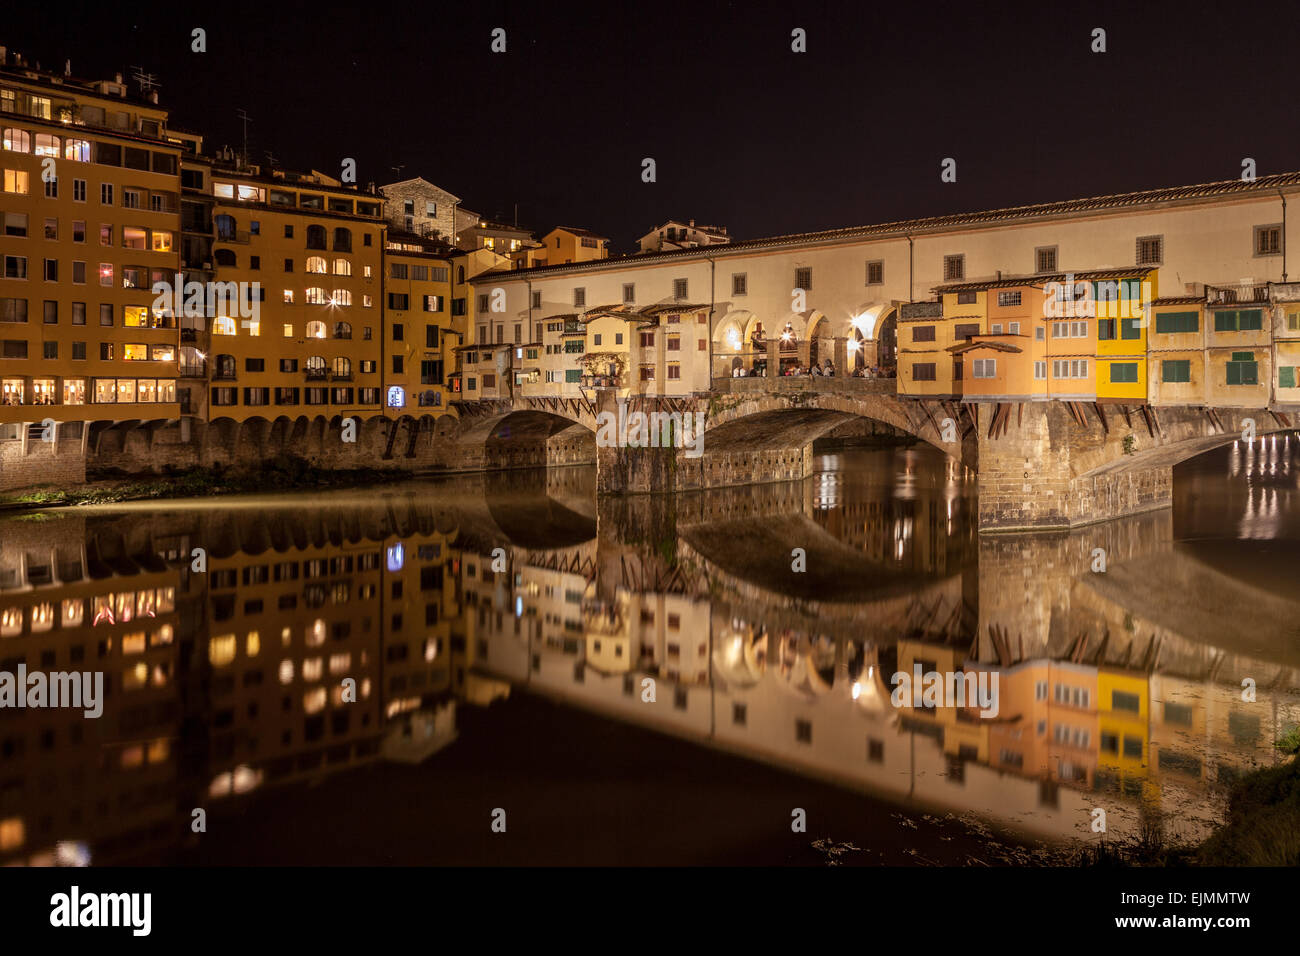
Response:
[[1064, 742, 1300, 867], [0, 456, 422, 509]]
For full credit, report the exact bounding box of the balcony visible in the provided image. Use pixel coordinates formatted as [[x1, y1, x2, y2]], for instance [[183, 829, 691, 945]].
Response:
[[215, 229, 251, 244], [580, 374, 624, 388], [179, 361, 207, 378], [305, 369, 329, 381], [181, 329, 198, 342], [1206, 282, 1270, 305], [212, 371, 236, 382]]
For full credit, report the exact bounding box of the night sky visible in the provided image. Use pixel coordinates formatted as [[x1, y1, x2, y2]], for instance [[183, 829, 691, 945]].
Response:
[[5, 0, 1298, 252]]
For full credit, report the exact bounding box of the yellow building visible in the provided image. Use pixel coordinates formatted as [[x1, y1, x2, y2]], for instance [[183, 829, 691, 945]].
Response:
[[382, 231, 457, 414], [0, 63, 182, 430], [896, 298, 966, 398], [1093, 272, 1155, 402], [1147, 297, 1205, 405], [205, 165, 384, 422], [1203, 284, 1271, 408], [538, 226, 609, 265], [1096, 668, 1150, 795]]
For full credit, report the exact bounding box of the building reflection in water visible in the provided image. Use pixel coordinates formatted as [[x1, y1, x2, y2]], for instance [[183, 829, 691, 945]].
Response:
[[1, 442, 1298, 864]]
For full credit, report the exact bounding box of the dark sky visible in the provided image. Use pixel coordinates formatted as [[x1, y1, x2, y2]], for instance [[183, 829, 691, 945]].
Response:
[[5, 0, 1298, 252]]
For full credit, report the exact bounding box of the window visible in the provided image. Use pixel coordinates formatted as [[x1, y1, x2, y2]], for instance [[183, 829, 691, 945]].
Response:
[[911, 362, 936, 381], [997, 291, 1022, 307], [1035, 246, 1057, 273], [1162, 359, 1191, 383], [73, 178, 86, 202], [531, 291, 542, 309], [1136, 235, 1163, 265], [731, 273, 747, 296], [1155, 310, 1198, 334], [673, 278, 688, 300], [972, 358, 996, 378], [623, 283, 635, 303], [1109, 362, 1139, 384], [390, 262, 408, 279], [573, 287, 585, 307], [1280, 366, 1298, 388], [794, 267, 811, 291], [1033, 360, 1046, 380], [100, 183, 113, 205], [1214, 309, 1263, 332], [2, 128, 31, 151], [1254, 224, 1282, 256], [953, 323, 978, 339], [911, 325, 936, 342], [943, 254, 965, 281], [1226, 352, 1258, 385], [306, 225, 326, 249], [866, 260, 883, 285], [2, 169, 28, 194]]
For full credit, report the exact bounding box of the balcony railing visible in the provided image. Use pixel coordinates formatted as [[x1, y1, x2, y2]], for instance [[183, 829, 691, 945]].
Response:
[[215, 229, 251, 244], [1206, 283, 1270, 305], [179, 361, 207, 377], [901, 300, 944, 319], [305, 369, 329, 381]]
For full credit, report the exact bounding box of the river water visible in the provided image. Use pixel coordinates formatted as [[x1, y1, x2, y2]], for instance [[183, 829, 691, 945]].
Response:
[[1, 436, 1297, 865]]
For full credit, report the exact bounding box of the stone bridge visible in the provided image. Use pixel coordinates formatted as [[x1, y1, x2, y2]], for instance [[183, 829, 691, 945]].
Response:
[[451, 377, 1298, 532]]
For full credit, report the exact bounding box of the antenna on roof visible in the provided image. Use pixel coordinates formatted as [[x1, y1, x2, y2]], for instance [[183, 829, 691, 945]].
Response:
[[129, 66, 159, 96], [235, 108, 252, 170], [65, 59, 72, 77], [390, 165, 405, 180], [264, 150, 278, 169]]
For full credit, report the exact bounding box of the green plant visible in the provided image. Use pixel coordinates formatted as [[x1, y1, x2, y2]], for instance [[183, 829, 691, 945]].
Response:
[[1122, 434, 1136, 455]]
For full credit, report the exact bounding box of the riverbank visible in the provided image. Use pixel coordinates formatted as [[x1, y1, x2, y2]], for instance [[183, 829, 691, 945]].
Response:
[[0, 456, 430, 511]]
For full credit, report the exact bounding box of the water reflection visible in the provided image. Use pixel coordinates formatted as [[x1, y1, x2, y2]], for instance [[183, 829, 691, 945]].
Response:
[[1, 442, 1298, 864]]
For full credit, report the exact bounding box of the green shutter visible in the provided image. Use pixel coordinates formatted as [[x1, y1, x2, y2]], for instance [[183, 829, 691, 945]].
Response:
[[1239, 309, 1263, 331], [1098, 318, 1116, 340], [1232, 351, 1254, 361], [1214, 310, 1238, 331], [1280, 366, 1297, 389], [1121, 317, 1142, 339], [1109, 362, 1138, 383], [565, 369, 581, 383], [1161, 359, 1190, 383], [1155, 310, 1198, 334]]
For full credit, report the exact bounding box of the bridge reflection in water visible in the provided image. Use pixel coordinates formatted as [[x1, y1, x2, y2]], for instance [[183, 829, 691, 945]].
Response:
[[1, 441, 1297, 865]]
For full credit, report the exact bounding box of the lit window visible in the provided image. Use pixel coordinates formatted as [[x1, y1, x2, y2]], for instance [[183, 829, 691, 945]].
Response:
[[209, 633, 237, 666], [279, 659, 294, 684], [306, 320, 326, 338], [246, 630, 260, 657], [213, 316, 237, 335], [282, 323, 293, 336], [303, 687, 327, 714], [303, 657, 323, 681]]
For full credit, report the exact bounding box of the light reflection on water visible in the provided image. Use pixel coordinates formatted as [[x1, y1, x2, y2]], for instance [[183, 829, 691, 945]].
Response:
[[0, 439, 1297, 865]]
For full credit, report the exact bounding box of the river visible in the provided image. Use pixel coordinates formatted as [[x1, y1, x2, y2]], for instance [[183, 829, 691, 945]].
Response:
[[1, 435, 1297, 865]]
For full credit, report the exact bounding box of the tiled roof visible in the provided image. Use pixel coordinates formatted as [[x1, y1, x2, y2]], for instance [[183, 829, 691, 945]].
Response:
[[947, 340, 1025, 355], [482, 171, 1300, 280], [1150, 296, 1205, 306], [552, 226, 609, 240], [934, 266, 1156, 294]]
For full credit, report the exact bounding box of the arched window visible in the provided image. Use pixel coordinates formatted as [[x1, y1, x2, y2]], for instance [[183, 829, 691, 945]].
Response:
[[63, 138, 90, 162], [333, 321, 352, 339], [305, 288, 327, 305], [306, 356, 326, 378], [215, 354, 236, 378], [306, 320, 326, 338], [2, 129, 30, 152], [331, 289, 352, 306], [214, 249, 237, 267], [306, 256, 327, 274], [332, 357, 351, 378], [306, 225, 327, 249], [213, 316, 237, 335], [333, 227, 351, 252], [457, 266, 465, 283], [33, 134, 59, 157], [215, 214, 237, 241], [332, 258, 351, 276]]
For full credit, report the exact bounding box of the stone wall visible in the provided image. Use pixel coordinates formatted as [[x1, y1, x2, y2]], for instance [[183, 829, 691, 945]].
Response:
[[0, 423, 88, 491]]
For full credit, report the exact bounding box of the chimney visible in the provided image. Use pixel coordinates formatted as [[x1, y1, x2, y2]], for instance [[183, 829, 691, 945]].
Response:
[[689, 218, 695, 227], [115, 72, 123, 84], [150, 90, 158, 104], [65, 59, 71, 76]]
